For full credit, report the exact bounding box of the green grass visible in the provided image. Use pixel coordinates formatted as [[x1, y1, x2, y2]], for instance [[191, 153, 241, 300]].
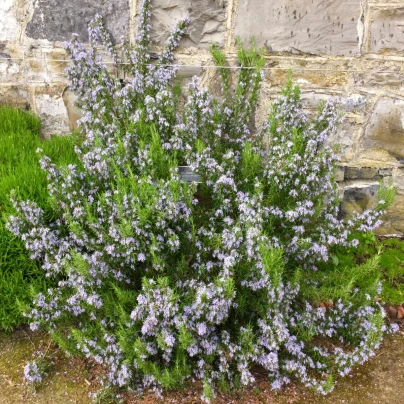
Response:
[[0, 105, 80, 331], [379, 238, 404, 304]]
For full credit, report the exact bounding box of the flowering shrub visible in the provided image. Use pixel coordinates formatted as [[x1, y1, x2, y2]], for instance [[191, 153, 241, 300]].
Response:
[[8, 0, 396, 400]]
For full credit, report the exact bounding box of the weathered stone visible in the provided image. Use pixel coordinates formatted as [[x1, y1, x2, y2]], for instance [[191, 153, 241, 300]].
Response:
[[35, 92, 70, 137], [362, 97, 404, 159], [0, 55, 20, 82], [376, 194, 404, 236], [340, 183, 379, 217], [0, 0, 19, 41], [301, 92, 367, 111], [342, 94, 367, 111], [62, 89, 81, 131], [392, 167, 404, 192], [176, 65, 202, 78], [235, 0, 362, 56], [379, 168, 393, 177], [0, 85, 30, 109], [354, 148, 399, 168], [46, 49, 70, 76], [335, 165, 345, 182], [344, 166, 381, 180], [370, 8, 404, 55], [149, 0, 227, 48], [269, 68, 348, 88], [355, 68, 404, 88], [26, 0, 130, 42]]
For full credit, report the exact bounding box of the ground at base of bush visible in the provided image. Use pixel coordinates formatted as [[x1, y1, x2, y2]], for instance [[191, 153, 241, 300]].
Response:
[[1, 326, 403, 404]]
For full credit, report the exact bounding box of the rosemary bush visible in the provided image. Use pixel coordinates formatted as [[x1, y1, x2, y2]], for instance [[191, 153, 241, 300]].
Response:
[[7, 0, 396, 400]]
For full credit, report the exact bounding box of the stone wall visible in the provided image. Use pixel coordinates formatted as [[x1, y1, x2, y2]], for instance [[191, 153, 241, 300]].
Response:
[[0, 0, 403, 234]]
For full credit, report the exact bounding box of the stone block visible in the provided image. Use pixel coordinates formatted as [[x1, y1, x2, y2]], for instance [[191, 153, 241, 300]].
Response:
[[0, 85, 30, 109], [392, 167, 404, 192], [26, 0, 130, 42], [176, 65, 202, 78], [301, 92, 367, 111], [269, 68, 348, 88], [35, 92, 70, 137], [370, 8, 404, 55], [335, 165, 345, 182], [46, 50, 70, 75], [149, 0, 227, 48], [0, 55, 20, 82], [235, 0, 362, 56], [340, 182, 379, 217], [0, 0, 19, 41], [355, 68, 404, 88], [354, 148, 399, 167], [375, 194, 404, 236], [62, 89, 82, 131], [344, 166, 381, 180], [361, 97, 404, 159], [379, 168, 393, 177]]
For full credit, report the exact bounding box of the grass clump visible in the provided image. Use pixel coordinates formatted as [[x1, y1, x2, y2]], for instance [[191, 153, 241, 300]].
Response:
[[0, 105, 80, 331]]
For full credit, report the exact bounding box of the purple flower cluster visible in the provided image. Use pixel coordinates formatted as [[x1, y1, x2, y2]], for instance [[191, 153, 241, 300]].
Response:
[[24, 360, 48, 384]]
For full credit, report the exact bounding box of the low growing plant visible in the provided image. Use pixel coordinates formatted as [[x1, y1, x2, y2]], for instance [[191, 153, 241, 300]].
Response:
[[23, 358, 50, 386], [331, 232, 404, 305], [7, 0, 396, 400]]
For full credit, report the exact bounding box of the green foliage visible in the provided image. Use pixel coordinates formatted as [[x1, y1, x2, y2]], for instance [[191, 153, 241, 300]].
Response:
[[377, 179, 397, 211], [330, 232, 404, 305], [210, 43, 230, 96], [91, 387, 123, 404], [0, 105, 80, 331], [379, 239, 404, 304], [303, 254, 381, 303]]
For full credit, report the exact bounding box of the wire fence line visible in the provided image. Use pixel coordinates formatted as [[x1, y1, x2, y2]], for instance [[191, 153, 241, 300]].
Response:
[[1, 56, 403, 74]]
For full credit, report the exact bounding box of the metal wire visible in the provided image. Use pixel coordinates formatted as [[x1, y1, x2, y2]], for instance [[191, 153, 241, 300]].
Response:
[[1, 56, 403, 74]]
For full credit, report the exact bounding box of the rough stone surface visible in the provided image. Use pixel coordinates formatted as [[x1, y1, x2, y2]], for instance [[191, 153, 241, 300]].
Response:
[[376, 194, 404, 235], [362, 97, 404, 160], [0, 85, 30, 109], [301, 92, 367, 111], [35, 93, 70, 137], [344, 166, 381, 180], [335, 165, 345, 182], [393, 167, 404, 192], [26, 0, 130, 42], [149, 0, 227, 48], [340, 183, 380, 217], [235, 0, 362, 56], [62, 89, 81, 131], [383, 168, 404, 234], [370, 8, 404, 55], [0, 0, 19, 41], [355, 67, 404, 88], [353, 148, 399, 168], [0, 56, 20, 82]]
